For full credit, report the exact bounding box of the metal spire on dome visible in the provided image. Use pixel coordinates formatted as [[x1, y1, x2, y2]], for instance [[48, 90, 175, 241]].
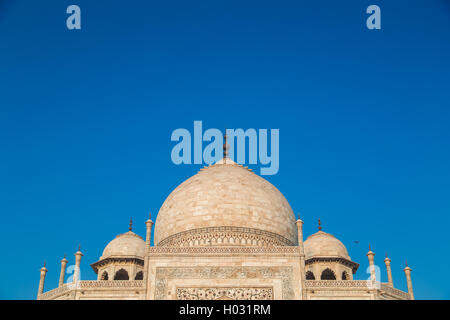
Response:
[[318, 219, 322, 231], [129, 218, 133, 231], [223, 133, 229, 161]]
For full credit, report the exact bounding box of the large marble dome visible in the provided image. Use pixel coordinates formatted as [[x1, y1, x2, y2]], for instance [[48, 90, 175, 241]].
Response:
[[154, 157, 298, 247]]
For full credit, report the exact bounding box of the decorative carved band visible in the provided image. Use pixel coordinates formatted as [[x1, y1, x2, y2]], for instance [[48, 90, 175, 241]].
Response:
[[176, 287, 273, 300], [148, 246, 301, 256], [157, 226, 295, 247], [305, 280, 371, 288], [78, 280, 144, 288]]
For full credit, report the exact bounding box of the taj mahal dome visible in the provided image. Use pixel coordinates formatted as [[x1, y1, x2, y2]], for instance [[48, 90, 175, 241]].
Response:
[[37, 144, 415, 300]]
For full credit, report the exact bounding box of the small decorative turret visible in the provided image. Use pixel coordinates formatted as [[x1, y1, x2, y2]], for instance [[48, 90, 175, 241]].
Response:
[[146, 213, 154, 248], [58, 254, 68, 287], [404, 260, 414, 300], [37, 261, 48, 299], [296, 217, 304, 253], [367, 244, 376, 281], [384, 252, 393, 287], [73, 245, 83, 284]]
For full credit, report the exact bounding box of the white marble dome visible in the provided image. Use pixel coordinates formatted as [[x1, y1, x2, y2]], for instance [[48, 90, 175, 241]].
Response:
[[154, 158, 298, 246], [304, 230, 350, 260], [100, 231, 145, 259]]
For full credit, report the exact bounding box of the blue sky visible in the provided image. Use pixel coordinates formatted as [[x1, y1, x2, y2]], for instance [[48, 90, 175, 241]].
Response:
[[0, 0, 449, 299]]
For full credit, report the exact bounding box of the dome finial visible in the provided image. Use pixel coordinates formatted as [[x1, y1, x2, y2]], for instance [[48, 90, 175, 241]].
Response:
[[405, 259, 408, 267], [318, 218, 322, 231], [223, 133, 229, 161], [129, 217, 133, 231]]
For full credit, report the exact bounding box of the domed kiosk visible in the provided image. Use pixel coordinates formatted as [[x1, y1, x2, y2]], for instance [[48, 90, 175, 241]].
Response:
[[303, 220, 359, 281], [91, 220, 145, 281]]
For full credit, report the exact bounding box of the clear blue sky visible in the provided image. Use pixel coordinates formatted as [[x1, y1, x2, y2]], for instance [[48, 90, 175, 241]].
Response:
[[0, 0, 449, 299]]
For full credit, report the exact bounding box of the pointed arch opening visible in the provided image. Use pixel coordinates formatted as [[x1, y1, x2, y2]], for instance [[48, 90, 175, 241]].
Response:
[[114, 268, 129, 280], [342, 271, 350, 280], [134, 271, 143, 280], [320, 268, 336, 280], [305, 271, 315, 280], [100, 271, 109, 280]]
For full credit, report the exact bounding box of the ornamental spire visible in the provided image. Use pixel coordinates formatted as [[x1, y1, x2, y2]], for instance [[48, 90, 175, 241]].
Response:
[[318, 219, 322, 231], [223, 133, 229, 158], [129, 217, 133, 231]]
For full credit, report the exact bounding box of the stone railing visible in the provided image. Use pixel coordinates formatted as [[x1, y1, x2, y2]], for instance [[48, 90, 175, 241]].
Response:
[[380, 283, 411, 300], [39, 281, 145, 300], [39, 283, 72, 300], [305, 281, 410, 300]]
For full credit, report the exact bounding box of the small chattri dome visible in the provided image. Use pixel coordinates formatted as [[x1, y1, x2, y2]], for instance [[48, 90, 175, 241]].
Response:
[[100, 231, 145, 259], [304, 231, 350, 260]]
